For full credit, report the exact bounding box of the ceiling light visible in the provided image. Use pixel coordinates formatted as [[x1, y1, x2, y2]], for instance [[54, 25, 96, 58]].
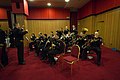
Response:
[[29, 0, 34, 1], [65, 0, 70, 2], [47, 3, 51, 6]]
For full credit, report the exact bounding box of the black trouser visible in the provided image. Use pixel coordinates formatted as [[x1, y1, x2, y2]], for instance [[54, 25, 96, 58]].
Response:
[[82, 46, 101, 64], [29, 42, 34, 51], [80, 47, 84, 59], [0, 44, 8, 66], [16, 41, 24, 64], [91, 47, 101, 65], [38, 44, 44, 56], [10, 38, 15, 47], [48, 50, 60, 64], [41, 47, 49, 60]]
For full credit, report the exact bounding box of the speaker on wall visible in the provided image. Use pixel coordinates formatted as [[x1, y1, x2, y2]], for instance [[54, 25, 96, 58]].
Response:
[[16, 2, 20, 9]]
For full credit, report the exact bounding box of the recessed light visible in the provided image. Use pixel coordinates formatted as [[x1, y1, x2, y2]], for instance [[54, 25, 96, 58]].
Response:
[[29, 0, 34, 1], [47, 3, 51, 6], [65, 0, 70, 2]]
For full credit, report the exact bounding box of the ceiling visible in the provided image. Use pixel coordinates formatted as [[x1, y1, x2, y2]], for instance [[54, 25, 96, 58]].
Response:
[[0, 0, 90, 9], [0, 0, 11, 7]]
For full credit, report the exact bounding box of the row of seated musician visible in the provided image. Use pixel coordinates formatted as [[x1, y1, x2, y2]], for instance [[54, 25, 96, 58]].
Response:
[[29, 34, 66, 65], [28, 28, 102, 66], [28, 36, 101, 65]]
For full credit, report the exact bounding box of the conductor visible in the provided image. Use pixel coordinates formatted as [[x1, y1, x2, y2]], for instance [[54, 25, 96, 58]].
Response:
[[14, 23, 28, 65]]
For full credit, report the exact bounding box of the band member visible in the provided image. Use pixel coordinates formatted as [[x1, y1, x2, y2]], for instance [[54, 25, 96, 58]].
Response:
[[29, 33, 36, 51], [82, 33, 103, 66], [41, 39, 52, 60], [64, 31, 73, 48], [77, 28, 89, 59], [64, 26, 69, 35], [71, 25, 77, 34], [0, 25, 8, 66], [34, 33, 44, 56], [38, 32, 43, 40], [9, 28, 15, 47], [95, 30, 99, 37], [47, 35, 63, 65], [50, 31, 54, 38], [14, 23, 28, 65], [5, 30, 10, 48]]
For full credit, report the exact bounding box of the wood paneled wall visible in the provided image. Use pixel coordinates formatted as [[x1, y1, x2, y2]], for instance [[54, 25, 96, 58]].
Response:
[[0, 20, 9, 31], [95, 8, 120, 49], [16, 14, 27, 26], [78, 16, 95, 34], [27, 20, 70, 38], [78, 8, 120, 50]]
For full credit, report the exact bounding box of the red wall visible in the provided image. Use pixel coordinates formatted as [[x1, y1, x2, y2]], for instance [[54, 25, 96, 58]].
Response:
[[95, 0, 116, 14], [78, 0, 120, 19], [78, 0, 94, 19], [116, 0, 120, 7], [0, 8, 7, 19], [27, 8, 70, 19]]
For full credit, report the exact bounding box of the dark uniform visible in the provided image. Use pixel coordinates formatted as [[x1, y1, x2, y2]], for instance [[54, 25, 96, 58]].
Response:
[[64, 29, 69, 35], [77, 34, 89, 59], [41, 40, 51, 60], [14, 28, 28, 64], [56, 30, 63, 39], [9, 29, 15, 47], [35, 34, 48, 57], [47, 39, 63, 65], [82, 36, 103, 66], [29, 34, 36, 51], [0, 29, 8, 66]]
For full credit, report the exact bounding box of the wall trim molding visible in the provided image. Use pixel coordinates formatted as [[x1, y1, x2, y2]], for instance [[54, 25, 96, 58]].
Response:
[[0, 19, 8, 21], [27, 19, 70, 20]]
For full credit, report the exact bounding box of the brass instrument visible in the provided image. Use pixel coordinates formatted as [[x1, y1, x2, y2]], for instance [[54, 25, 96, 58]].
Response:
[[82, 37, 101, 49], [82, 39, 91, 49]]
